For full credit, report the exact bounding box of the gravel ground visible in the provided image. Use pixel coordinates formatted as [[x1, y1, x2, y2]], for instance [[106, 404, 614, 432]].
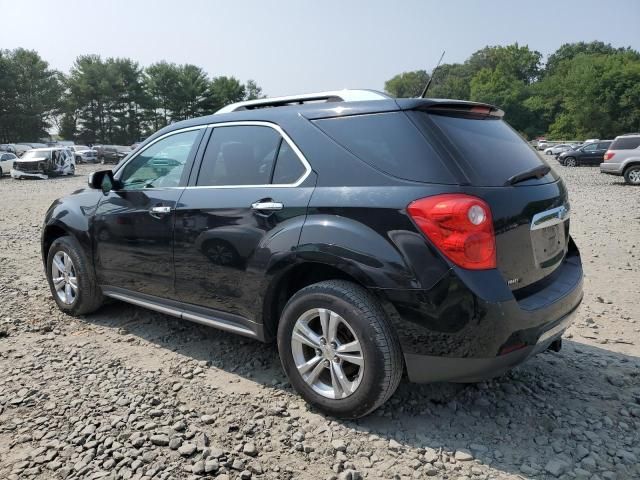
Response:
[[0, 160, 638, 480]]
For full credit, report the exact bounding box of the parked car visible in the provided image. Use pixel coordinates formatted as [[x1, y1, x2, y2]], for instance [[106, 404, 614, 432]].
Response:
[[41, 89, 583, 418], [14, 144, 35, 157], [68, 145, 97, 164], [600, 133, 640, 185], [0, 152, 18, 176], [583, 138, 600, 144], [11, 147, 76, 179], [558, 141, 612, 166], [544, 144, 573, 156], [99, 145, 131, 164]]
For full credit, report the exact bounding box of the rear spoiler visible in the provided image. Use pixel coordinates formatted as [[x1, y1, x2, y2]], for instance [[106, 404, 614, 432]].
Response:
[[397, 99, 504, 118]]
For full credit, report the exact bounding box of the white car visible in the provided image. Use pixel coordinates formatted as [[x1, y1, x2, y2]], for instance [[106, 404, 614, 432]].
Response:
[[0, 152, 18, 176], [11, 148, 76, 179], [68, 145, 98, 163], [544, 144, 573, 155]]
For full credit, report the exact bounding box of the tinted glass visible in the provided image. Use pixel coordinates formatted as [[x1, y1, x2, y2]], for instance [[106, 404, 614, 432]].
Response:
[[314, 112, 454, 184], [272, 141, 306, 184], [597, 142, 611, 150], [119, 129, 200, 189], [582, 144, 597, 152], [421, 112, 549, 186], [197, 126, 281, 186], [610, 137, 640, 150]]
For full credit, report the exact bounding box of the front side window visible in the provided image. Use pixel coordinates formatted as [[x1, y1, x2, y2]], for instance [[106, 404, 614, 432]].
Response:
[[119, 129, 201, 189], [196, 125, 282, 186]]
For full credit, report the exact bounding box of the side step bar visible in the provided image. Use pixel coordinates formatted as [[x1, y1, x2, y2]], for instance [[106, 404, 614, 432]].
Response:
[[102, 288, 262, 340]]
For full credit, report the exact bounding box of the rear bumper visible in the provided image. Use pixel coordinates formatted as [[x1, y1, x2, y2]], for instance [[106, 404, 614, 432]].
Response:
[[404, 302, 579, 382], [378, 246, 584, 383], [600, 163, 622, 175]]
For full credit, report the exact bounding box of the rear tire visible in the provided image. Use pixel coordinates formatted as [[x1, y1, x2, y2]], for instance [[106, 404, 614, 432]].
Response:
[[624, 165, 640, 185], [46, 236, 103, 316], [565, 157, 577, 167], [277, 280, 403, 418]]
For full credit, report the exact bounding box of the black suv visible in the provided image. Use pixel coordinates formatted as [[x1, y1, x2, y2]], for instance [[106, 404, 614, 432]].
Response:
[[41, 90, 583, 418], [558, 141, 612, 166]]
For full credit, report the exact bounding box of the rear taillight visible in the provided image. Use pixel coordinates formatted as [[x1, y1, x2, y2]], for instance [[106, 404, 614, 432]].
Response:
[[407, 194, 496, 270], [604, 151, 615, 161]]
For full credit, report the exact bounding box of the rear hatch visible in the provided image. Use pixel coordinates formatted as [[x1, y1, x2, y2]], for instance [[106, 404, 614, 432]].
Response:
[[406, 103, 570, 290]]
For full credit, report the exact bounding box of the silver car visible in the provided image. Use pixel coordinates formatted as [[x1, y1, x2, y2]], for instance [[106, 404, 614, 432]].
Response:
[[600, 134, 640, 185]]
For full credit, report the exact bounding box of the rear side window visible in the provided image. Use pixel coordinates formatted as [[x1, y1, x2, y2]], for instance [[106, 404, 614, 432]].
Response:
[[415, 112, 550, 187], [197, 126, 281, 186], [610, 137, 640, 150], [313, 112, 455, 184], [597, 142, 611, 150], [272, 141, 306, 184]]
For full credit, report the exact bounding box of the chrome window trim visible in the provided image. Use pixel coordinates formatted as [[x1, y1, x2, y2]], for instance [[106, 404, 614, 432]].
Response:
[[114, 121, 312, 189], [189, 121, 312, 189]]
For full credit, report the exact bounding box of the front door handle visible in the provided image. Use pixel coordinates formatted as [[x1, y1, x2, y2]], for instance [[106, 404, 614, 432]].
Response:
[[251, 201, 283, 211], [149, 205, 172, 218]]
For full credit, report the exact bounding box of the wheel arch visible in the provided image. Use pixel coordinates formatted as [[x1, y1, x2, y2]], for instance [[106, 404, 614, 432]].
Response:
[[261, 260, 400, 343]]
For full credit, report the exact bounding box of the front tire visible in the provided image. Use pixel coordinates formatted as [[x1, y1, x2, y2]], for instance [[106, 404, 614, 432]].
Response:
[[277, 280, 403, 418], [565, 157, 577, 167], [624, 165, 640, 185], [46, 236, 103, 316]]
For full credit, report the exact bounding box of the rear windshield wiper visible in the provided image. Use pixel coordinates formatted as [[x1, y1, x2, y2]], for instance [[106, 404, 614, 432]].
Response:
[[504, 165, 551, 186]]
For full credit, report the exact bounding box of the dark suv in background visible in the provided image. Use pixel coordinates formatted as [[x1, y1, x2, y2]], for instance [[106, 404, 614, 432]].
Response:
[[558, 140, 612, 166], [41, 90, 583, 418]]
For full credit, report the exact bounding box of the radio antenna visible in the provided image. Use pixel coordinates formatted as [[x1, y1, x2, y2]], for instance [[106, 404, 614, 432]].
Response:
[[419, 50, 446, 98]]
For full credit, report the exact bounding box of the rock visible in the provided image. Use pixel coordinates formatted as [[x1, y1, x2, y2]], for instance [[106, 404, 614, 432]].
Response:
[[169, 437, 182, 450], [172, 420, 187, 431], [204, 459, 219, 473], [201, 415, 215, 424], [545, 459, 569, 477], [192, 460, 205, 474], [454, 449, 473, 461], [150, 434, 170, 446], [332, 439, 347, 452], [243, 443, 258, 456], [388, 439, 402, 451], [178, 442, 197, 457]]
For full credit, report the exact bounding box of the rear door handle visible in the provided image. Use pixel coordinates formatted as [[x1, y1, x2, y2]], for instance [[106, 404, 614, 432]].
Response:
[[149, 205, 172, 218], [251, 201, 283, 211]]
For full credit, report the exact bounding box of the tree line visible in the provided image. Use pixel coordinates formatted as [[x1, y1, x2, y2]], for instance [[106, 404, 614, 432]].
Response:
[[2, 41, 639, 144], [385, 41, 640, 139], [0, 50, 263, 144]]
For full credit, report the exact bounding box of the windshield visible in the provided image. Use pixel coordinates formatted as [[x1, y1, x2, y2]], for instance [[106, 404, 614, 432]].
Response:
[[21, 150, 51, 160]]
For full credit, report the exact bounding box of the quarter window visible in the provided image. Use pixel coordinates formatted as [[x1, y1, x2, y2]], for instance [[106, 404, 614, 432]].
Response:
[[119, 129, 201, 189], [196, 125, 283, 186], [272, 141, 306, 184]]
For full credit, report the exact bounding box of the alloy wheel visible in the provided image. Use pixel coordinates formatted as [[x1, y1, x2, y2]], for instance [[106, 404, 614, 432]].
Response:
[[51, 251, 78, 305], [290, 308, 364, 399], [565, 158, 576, 167], [628, 168, 640, 184]]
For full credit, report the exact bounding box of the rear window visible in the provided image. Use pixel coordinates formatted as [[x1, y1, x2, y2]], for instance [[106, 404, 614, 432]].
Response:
[[610, 137, 640, 150], [413, 112, 550, 187], [313, 112, 455, 184]]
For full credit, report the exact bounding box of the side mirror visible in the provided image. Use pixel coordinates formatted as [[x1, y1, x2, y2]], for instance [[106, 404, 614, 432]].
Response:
[[88, 170, 117, 194]]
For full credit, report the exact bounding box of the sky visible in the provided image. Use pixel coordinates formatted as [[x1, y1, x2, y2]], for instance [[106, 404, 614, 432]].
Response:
[[1, 0, 639, 97]]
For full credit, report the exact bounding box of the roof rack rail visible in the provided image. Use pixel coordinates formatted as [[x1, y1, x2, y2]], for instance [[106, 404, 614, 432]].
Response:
[[215, 89, 391, 114]]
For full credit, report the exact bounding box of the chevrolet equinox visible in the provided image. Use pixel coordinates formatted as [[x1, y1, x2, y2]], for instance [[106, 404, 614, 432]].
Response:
[[41, 90, 583, 418]]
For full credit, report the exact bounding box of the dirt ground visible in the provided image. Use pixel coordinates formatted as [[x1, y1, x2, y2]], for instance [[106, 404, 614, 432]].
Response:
[[0, 159, 638, 480]]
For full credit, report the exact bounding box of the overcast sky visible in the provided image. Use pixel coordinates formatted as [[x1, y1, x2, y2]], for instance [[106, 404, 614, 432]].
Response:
[[1, 0, 639, 96]]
